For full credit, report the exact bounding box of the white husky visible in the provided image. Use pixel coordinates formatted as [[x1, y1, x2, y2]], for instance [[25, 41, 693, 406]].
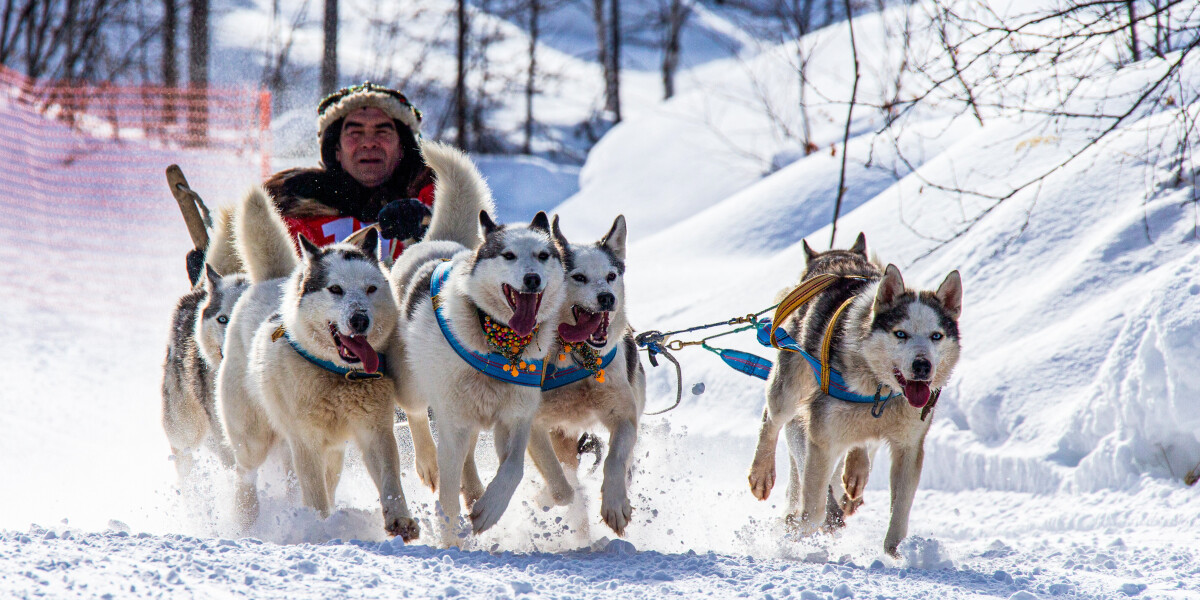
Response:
[[391, 144, 567, 544], [217, 187, 419, 540]]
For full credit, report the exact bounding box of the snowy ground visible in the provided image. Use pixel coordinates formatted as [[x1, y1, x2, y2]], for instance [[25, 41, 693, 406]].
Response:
[[3, 0, 1200, 598]]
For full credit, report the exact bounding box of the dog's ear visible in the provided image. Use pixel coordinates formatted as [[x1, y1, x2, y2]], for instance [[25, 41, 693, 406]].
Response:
[[358, 227, 380, 259], [850, 232, 867, 257], [479, 210, 500, 236], [529, 211, 551, 232], [600, 215, 627, 262], [551, 215, 570, 250], [935, 270, 962, 320], [874, 264, 905, 310], [297, 234, 321, 261], [204, 264, 221, 291], [802, 240, 818, 262]]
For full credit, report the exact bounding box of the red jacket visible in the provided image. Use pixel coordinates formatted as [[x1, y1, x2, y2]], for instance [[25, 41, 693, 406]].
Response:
[[281, 183, 434, 259]]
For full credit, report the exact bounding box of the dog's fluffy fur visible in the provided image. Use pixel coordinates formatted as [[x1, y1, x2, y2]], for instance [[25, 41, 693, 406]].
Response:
[[523, 215, 646, 536], [161, 206, 248, 480], [217, 186, 419, 540], [746, 233, 962, 556], [391, 143, 567, 544]]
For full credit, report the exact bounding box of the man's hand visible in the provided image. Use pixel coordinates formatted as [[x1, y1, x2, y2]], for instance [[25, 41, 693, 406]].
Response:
[[377, 198, 432, 241]]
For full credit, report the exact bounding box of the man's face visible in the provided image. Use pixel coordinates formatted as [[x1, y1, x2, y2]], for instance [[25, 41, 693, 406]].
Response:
[[336, 106, 403, 188]]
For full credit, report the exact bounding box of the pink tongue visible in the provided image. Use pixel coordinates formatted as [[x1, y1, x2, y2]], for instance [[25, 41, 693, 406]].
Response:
[[508, 292, 540, 337], [904, 381, 931, 408], [339, 334, 380, 374], [558, 311, 603, 343]]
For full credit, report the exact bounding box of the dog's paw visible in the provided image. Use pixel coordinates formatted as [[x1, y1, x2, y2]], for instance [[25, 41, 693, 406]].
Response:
[[385, 515, 420, 542], [462, 479, 485, 510], [415, 458, 438, 493], [839, 493, 864, 517], [550, 482, 575, 506], [469, 491, 510, 534], [747, 463, 776, 501], [884, 542, 902, 560], [600, 494, 632, 536], [783, 512, 821, 537]]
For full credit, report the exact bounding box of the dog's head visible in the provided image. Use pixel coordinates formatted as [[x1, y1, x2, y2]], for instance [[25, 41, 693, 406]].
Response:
[[552, 214, 627, 349], [284, 229, 397, 374], [862, 265, 962, 408], [466, 211, 566, 337], [801, 232, 870, 277], [196, 265, 250, 366]]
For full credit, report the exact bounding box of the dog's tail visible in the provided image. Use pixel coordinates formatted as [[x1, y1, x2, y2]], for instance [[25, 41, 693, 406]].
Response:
[[204, 204, 243, 276], [421, 140, 496, 248], [235, 186, 298, 283]]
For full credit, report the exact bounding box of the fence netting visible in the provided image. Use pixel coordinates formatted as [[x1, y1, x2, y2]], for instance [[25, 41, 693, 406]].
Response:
[[0, 66, 272, 318]]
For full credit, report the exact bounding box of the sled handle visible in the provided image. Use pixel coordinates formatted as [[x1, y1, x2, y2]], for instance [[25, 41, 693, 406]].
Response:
[[166, 164, 210, 252]]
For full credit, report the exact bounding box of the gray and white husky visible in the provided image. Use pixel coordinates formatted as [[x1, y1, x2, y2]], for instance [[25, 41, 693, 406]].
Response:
[[390, 144, 566, 545], [162, 207, 248, 480], [217, 186, 419, 540], [746, 234, 962, 556], [524, 214, 646, 536]]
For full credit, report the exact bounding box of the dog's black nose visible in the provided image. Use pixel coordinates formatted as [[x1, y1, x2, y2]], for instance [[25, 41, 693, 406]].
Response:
[[349, 312, 371, 335], [597, 292, 615, 311], [523, 273, 541, 291], [912, 358, 932, 380]]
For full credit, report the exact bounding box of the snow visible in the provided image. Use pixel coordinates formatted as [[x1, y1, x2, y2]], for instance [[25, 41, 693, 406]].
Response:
[[3, 0, 1200, 597]]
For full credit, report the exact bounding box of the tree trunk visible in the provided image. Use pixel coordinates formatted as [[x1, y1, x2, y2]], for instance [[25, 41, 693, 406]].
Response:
[[1127, 0, 1141, 62], [321, 0, 338, 95], [163, 0, 178, 124], [455, 0, 469, 150], [592, 0, 609, 117], [606, 0, 621, 121], [188, 0, 209, 141], [523, 0, 539, 154], [661, 0, 687, 100]]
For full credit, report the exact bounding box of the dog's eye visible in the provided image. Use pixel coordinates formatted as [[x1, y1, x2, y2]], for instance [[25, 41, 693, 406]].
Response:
[[366, 285, 378, 294], [572, 273, 588, 283], [606, 272, 617, 283], [217, 315, 228, 324], [538, 251, 550, 262], [894, 330, 908, 340], [329, 285, 344, 295], [501, 251, 517, 261], [930, 332, 943, 341]]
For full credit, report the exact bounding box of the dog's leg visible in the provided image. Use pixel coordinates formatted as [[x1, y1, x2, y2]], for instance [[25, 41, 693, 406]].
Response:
[[461, 434, 485, 509], [225, 406, 275, 532], [397, 378, 439, 491], [435, 424, 472, 546], [782, 420, 807, 520], [470, 417, 532, 534], [748, 366, 802, 500], [599, 416, 637, 536], [289, 439, 332, 518], [324, 446, 346, 502], [529, 426, 574, 506], [798, 437, 838, 536], [840, 446, 871, 517], [355, 419, 420, 541], [883, 442, 925, 557], [550, 429, 581, 470]]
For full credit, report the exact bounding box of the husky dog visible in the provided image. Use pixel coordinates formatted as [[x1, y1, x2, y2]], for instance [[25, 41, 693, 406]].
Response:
[[217, 187, 419, 540], [746, 234, 962, 556], [521, 215, 646, 536], [162, 207, 248, 480], [391, 145, 566, 544]]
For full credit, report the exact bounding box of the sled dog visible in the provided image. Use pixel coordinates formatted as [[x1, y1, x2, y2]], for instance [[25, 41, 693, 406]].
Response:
[[524, 214, 646, 536], [746, 234, 962, 556], [162, 207, 247, 480], [391, 144, 566, 544], [217, 187, 419, 540]]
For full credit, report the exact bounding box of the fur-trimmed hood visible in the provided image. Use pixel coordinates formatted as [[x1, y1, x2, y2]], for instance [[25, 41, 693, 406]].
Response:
[[264, 163, 435, 223]]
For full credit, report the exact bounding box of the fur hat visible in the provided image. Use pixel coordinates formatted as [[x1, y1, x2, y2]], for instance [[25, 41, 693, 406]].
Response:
[[316, 82, 422, 140]]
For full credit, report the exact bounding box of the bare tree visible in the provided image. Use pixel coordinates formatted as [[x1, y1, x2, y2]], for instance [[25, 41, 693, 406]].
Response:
[[320, 0, 338, 95], [187, 0, 209, 139], [524, 0, 541, 152], [262, 0, 310, 95], [607, 0, 622, 120], [660, 0, 690, 99], [455, 0, 469, 149]]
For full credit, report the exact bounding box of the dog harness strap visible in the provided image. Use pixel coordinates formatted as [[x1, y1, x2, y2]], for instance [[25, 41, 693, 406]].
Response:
[[541, 346, 619, 391], [820, 296, 857, 395], [768, 273, 839, 348], [430, 261, 546, 387], [279, 328, 386, 380]]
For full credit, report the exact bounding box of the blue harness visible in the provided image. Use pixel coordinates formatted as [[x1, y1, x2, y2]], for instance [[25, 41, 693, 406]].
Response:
[[754, 320, 899, 406], [430, 262, 619, 390], [276, 326, 386, 381]]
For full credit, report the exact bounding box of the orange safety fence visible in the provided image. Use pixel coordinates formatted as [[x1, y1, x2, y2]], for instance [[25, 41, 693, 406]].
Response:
[[0, 65, 273, 316]]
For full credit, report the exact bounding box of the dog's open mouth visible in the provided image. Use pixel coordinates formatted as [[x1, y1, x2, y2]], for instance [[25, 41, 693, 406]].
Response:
[[502, 283, 543, 337], [893, 368, 931, 408], [557, 305, 611, 347], [330, 323, 380, 373]]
